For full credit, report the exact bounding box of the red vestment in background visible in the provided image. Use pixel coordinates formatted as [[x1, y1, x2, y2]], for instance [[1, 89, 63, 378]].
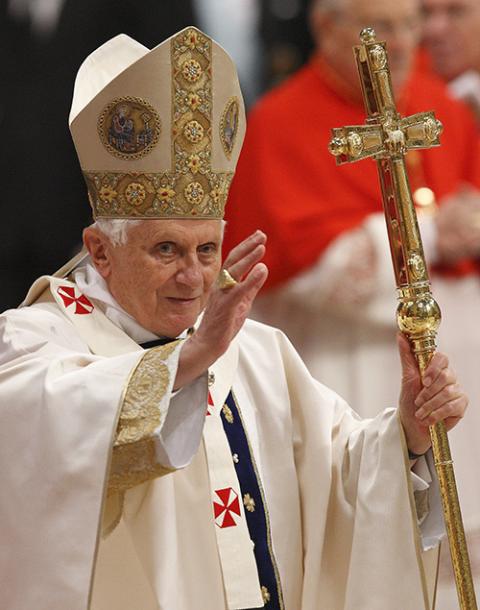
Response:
[[225, 56, 480, 289]]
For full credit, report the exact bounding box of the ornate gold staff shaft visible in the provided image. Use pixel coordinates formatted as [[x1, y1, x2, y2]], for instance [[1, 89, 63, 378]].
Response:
[[328, 28, 477, 609]]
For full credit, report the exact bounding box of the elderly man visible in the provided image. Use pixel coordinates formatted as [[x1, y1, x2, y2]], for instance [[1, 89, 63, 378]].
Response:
[[422, 0, 480, 121], [0, 27, 468, 610]]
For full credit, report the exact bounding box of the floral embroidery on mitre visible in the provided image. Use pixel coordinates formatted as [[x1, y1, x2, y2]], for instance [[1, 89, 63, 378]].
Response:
[[98, 185, 118, 203], [186, 92, 202, 111], [185, 29, 200, 50], [182, 58, 203, 83], [213, 487, 241, 528], [157, 186, 176, 202], [57, 285, 94, 315], [183, 119, 204, 144], [125, 182, 147, 206], [187, 154, 202, 174], [184, 181, 205, 206]]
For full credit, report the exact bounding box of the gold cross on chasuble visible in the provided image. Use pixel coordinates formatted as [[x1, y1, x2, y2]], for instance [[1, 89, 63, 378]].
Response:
[[328, 28, 477, 610]]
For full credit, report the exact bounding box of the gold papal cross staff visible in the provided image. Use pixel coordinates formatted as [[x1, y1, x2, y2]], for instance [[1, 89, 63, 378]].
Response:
[[328, 28, 477, 609]]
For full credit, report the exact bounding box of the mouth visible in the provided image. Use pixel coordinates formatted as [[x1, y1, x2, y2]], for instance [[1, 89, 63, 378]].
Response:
[[166, 296, 199, 304]]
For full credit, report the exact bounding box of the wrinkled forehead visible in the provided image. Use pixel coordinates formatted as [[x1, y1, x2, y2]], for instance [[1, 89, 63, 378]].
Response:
[[340, 0, 420, 19], [130, 218, 224, 243], [422, 0, 478, 9]]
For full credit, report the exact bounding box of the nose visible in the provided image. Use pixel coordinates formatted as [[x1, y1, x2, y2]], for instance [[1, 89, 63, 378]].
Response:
[[175, 255, 203, 289], [423, 10, 450, 41]]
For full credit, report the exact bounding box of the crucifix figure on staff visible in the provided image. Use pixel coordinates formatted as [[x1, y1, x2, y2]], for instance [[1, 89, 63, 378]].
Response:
[[329, 27, 477, 610]]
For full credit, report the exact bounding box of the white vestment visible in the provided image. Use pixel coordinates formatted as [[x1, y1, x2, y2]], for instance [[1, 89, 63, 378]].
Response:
[[449, 70, 480, 122], [252, 212, 480, 605], [0, 264, 441, 610]]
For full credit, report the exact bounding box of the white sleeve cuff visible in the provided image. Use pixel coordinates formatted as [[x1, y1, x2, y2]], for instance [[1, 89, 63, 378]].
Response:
[[411, 450, 446, 551], [154, 373, 208, 470]]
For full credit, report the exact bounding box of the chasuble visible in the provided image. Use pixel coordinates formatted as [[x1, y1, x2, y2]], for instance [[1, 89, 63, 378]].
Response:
[[0, 265, 441, 610]]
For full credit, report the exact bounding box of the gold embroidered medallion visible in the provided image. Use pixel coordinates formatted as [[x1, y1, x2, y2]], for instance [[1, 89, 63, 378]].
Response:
[[181, 58, 203, 83], [124, 182, 147, 206], [183, 119, 205, 144], [220, 97, 240, 159], [98, 97, 161, 159]]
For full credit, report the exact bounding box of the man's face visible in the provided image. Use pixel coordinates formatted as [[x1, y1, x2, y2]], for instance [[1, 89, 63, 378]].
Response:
[[422, 0, 480, 80], [102, 219, 223, 338], [315, 0, 421, 93]]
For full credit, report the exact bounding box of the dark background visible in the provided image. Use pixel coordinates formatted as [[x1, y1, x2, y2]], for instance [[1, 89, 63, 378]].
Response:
[[0, 0, 313, 310]]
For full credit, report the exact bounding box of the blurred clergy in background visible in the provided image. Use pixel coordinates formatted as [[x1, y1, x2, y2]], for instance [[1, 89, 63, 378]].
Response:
[[422, 0, 480, 121]]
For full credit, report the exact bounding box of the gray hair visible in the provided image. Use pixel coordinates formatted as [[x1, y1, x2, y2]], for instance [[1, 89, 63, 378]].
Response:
[[93, 219, 145, 246], [92, 218, 226, 247]]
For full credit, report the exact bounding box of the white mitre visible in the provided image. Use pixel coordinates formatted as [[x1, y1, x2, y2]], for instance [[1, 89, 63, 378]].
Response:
[[69, 27, 246, 220]]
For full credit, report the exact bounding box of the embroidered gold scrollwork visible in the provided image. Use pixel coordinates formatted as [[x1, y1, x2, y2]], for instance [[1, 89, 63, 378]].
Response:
[[182, 58, 203, 83], [125, 182, 147, 206], [107, 342, 179, 496], [184, 181, 205, 205]]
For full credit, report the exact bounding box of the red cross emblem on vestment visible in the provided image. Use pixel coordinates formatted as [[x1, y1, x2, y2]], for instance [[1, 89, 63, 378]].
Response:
[[57, 286, 94, 315], [206, 391, 214, 416], [213, 487, 241, 528]]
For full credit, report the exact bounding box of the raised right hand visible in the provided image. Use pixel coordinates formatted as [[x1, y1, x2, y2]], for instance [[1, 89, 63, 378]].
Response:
[[174, 230, 268, 389]]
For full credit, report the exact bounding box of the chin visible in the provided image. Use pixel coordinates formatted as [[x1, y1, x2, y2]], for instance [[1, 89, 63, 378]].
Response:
[[157, 315, 199, 339]]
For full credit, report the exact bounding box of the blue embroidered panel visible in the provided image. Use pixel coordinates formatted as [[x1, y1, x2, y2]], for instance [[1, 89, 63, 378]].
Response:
[[221, 391, 284, 610]]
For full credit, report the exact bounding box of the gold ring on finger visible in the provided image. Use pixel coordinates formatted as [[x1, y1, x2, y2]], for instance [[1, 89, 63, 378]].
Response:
[[217, 268, 237, 290]]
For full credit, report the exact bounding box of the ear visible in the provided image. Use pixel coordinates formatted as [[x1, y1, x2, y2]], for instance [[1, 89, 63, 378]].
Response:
[[83, 227, 112, 279]]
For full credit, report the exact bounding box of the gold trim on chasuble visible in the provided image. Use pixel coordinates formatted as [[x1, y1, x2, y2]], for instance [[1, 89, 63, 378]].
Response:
[[85, 29, 234, 219], [107, 341, 180, 496]]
